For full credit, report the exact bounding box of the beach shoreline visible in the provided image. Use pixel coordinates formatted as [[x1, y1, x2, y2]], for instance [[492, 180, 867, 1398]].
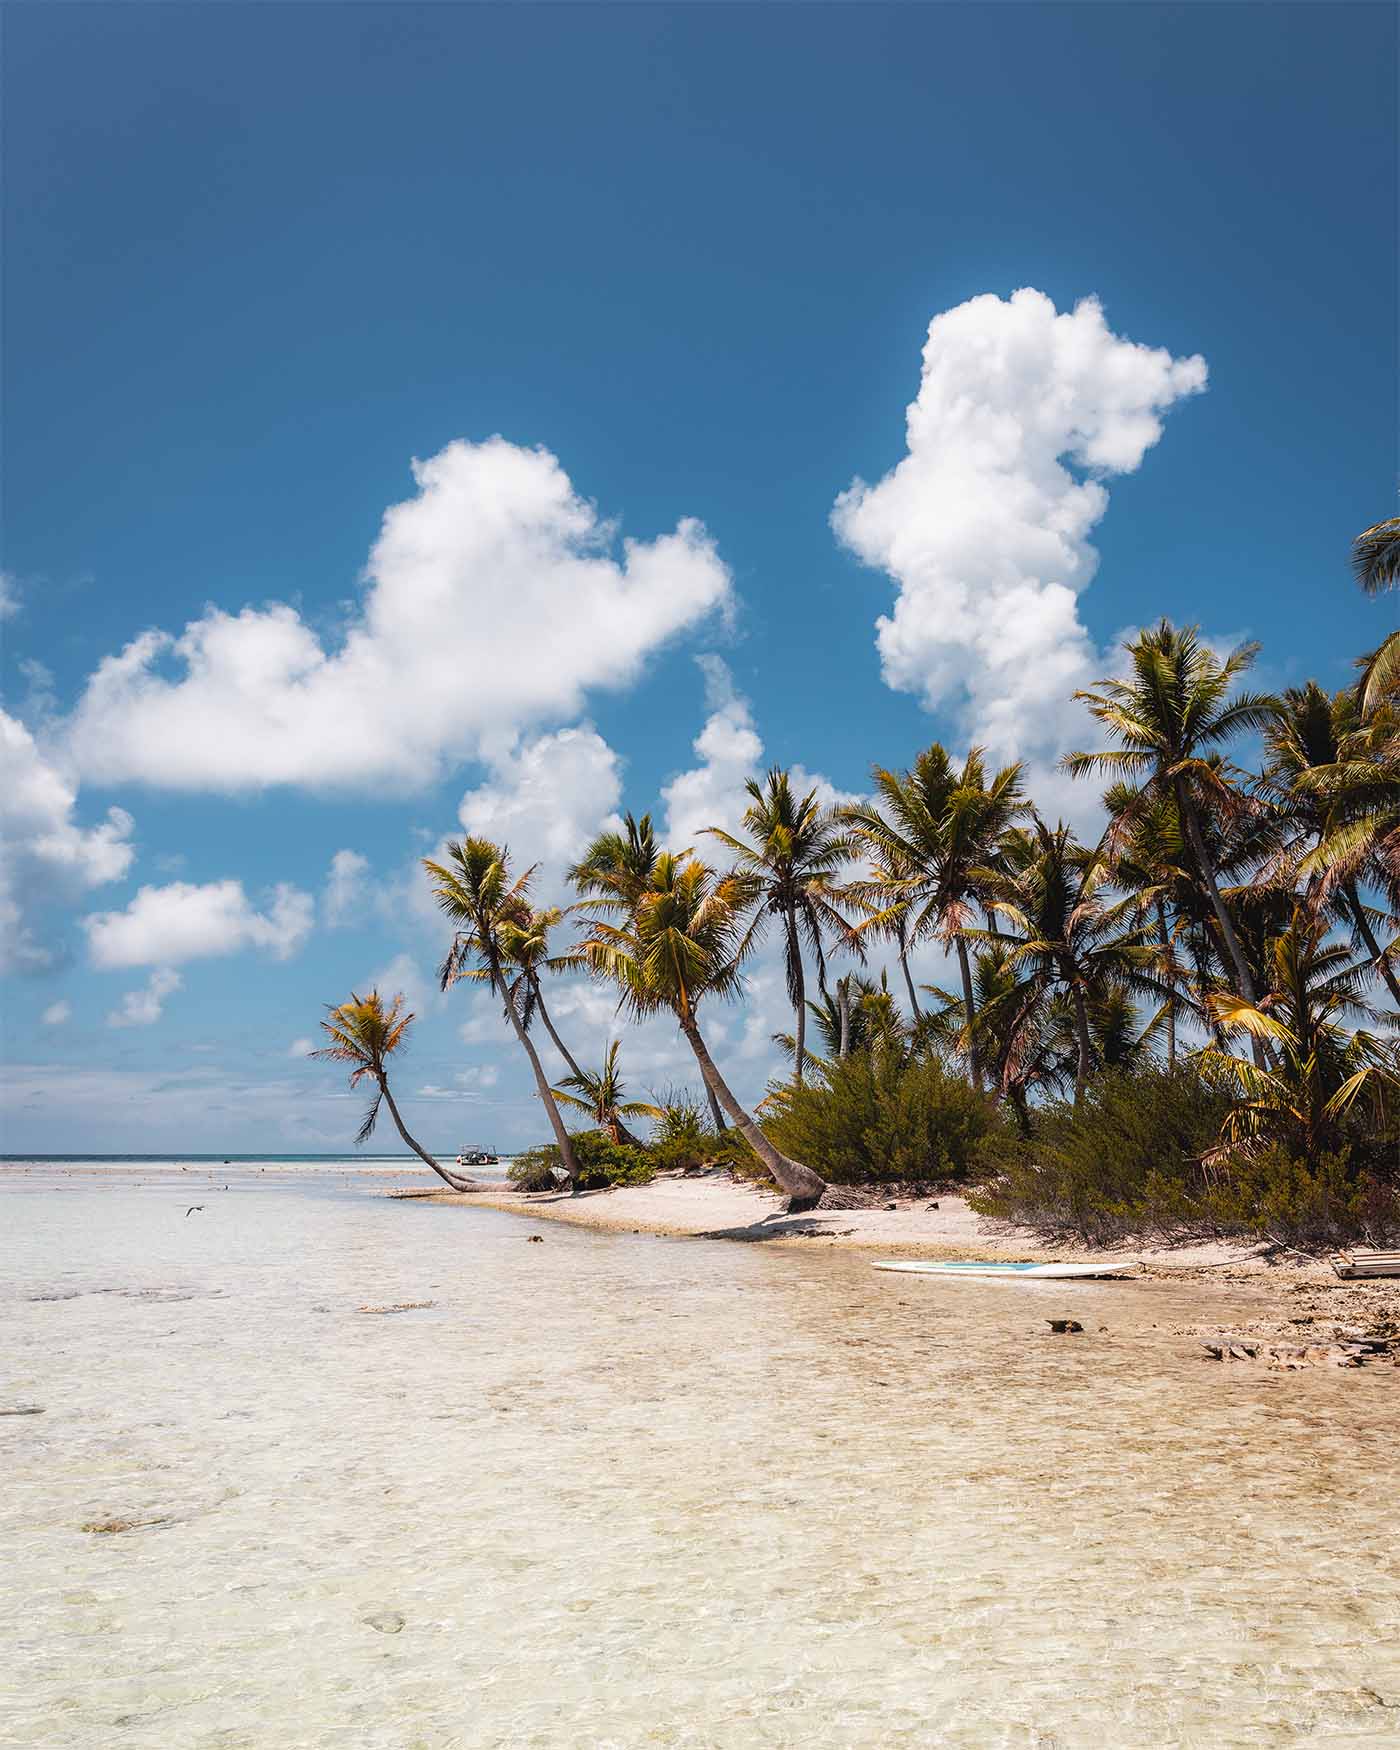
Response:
[[397, 1171, 1400, 1344]]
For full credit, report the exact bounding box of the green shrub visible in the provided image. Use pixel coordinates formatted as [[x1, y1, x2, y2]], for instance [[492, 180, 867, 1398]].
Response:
[[968, 1066, 1400, 1247], [968, 1066, 1232, 1243], [761, 1049, 1007, 1185], [508, 1129, 656, 1192], [1200, 1147, 1400, 1249], [648, 1126, 756, 1176]]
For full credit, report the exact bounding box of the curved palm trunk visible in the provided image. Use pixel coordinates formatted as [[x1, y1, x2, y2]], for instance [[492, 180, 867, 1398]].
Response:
[[531, 978, 586, 1081], [896, 915, 922, 1022], [1155, 897, 1177, 1068], [377, 1077, 492, 1193], [786, 910, 807, 1088], [502, 984, 582, 1192], [1345, 883, 1400, 1009], [677, 1012, 826, 1211], [954, 935, 983, 1092]]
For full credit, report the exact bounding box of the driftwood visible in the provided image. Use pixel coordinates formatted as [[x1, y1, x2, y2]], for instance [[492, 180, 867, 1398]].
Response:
[[1047, 1319, 1084, 1334]]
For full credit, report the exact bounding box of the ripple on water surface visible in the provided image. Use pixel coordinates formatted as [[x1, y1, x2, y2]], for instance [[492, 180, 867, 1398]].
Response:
[[3, 1170, 1399, 1748]]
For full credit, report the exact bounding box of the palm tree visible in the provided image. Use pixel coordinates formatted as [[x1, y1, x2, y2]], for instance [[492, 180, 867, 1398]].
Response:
[[978, 821, 1165, 1105], [579, 851, 827, 1210], [550, 1040, 662, 1145], [424, 838, 581, 1190], [1199, 916, 1397, 1168], [1348, 516, 1400, 712], [1262, 683, 1400, 1008], [1066, 621, 1276, 1009], [311, 990, 486, 1193], [501, 904, 588, 1079], [706, 768, 854, 1087], [841, 745, 1027, 1091], [1098, 782, 1192, 1068], [569, 811, 665, 912], [772, 973, 883, 1070]]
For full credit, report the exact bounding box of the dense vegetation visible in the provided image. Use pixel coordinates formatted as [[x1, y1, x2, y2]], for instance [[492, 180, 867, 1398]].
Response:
[[315, 521, 1400, 1245]]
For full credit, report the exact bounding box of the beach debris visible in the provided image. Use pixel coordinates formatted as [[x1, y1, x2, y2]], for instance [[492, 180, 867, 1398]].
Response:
[[1047, 1319, 1083, 1334], [363, 1610, 405, 1634], [356, 1300, 435, 1315], [526, 1234, 544, 1243], [185, 1206, 204, 1216], [81, 1514, 174, 1535], [0, 1404, 45, 1416], [1201, 1336, 1395, 1369], [926, 1201, 940, 1210]]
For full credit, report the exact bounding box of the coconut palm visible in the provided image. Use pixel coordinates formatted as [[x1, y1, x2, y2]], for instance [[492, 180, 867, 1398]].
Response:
[[569, 811, 665, 912], [550, 1040, 662, 1145], [1199, 917, 1398, 1168], [579, 851, 827, 1210], [841, 745, 1027, 1090], [706, 768, 855, 1087], [771, 973, 888, 1071], [977, 820, 1166, 1105], [311, 990, 485, 1193], [424, 838, 581, 1190], [500, 904, 588, 1079], [1066, 621, 1276, 1009], [1097, 782, 1194, 1067], [1263, 683, 1400, 1008]]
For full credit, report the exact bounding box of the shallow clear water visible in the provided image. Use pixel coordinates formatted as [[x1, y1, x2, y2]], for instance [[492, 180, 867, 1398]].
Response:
[[4, 1169, 1399, 1748]]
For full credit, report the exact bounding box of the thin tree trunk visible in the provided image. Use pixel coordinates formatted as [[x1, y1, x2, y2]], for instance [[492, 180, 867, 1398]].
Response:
[[896, 915, 922, 1021], [786, 910, 807, 1089], [1346, 883, 1400, 1008], [837, 978, 851, 1060], [1156, 897, 1177, 1068], [954, 935, 983, 1092], [1068, 974, 1094, 1107], [704, 1082, 726, 1133], [1176, 780, 1257, 1004], [1009, 1084, 1033, 1138], [678, 1012, 826, 1211], [531, 978, 586, 1080], [377, 1077, 490, 1193], [1176, 779, 1267, 1071], [501, 982, 582, 1192]]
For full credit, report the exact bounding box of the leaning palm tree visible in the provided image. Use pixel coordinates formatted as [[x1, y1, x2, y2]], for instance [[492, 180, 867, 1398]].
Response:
[[841, 744, 1027, 1090], [311, 990, 486, 1192], [424, 838, 581, 1189], [706, 768, 855, 1087], [501, 904, 588, 1079], [550, 1039, 662, 1145], [579, 851, 827, 1210], [1066, 620, 1276, 1009]]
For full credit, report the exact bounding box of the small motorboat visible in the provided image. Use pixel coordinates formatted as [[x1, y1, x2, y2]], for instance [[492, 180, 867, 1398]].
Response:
[[456, 1144, 499, 1168], [873, 1259, 1140, 1281], [1331, 1250, 1400, 1280]]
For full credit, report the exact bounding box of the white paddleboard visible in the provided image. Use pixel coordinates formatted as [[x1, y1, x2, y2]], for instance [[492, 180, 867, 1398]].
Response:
[[873, 1259, 1139, 1280]]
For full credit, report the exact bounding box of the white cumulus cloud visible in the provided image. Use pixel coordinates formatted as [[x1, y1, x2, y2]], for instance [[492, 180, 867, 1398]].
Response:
[[455, 723, 624, 886], [41, 1000, 71, 1027], [662, 657, 858, 848], [83, 879, 314, 969], [108, 967, 182, 1028], [322, 849, 370, 927], [1, 707, 136, 973], [288, 1036, 314, 1058], [832, 288, 1207, 774], [66, 438, 732, 794]]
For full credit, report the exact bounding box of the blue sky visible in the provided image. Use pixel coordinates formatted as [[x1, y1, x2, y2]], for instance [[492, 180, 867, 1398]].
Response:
[[3, 1, 1395, 1154]]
